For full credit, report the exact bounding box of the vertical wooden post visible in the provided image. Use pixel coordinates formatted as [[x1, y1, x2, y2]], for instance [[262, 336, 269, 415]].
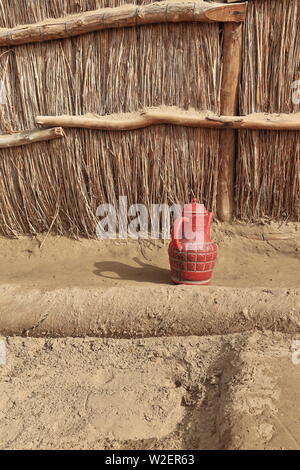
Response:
[[217, 22, 243, 222]]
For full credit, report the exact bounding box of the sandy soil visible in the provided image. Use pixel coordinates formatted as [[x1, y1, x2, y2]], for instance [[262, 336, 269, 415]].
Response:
[[0, 223, 299, 450], [1, 332, 300, 450], [0, 284, 299, 338], [0, 222, 299, 290]]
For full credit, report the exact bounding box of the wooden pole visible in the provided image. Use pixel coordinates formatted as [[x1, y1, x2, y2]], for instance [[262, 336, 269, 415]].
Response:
[[0, 127, 65, 148], [0, 2, 247, 47], [217, 22, 243, 222], [36, 109, 300, 131]]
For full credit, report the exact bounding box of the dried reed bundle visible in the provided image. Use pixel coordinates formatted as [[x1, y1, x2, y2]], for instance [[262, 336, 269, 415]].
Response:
[[0, 0, 221, 237], [236, 0, 300, 220]]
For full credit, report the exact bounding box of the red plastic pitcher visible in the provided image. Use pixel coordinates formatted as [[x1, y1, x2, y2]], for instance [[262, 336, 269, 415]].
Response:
[[168, 199, 217, 285]]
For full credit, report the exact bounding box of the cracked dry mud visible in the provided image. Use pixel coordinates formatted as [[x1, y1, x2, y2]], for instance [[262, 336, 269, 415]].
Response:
[[0, 223, 299, 450]]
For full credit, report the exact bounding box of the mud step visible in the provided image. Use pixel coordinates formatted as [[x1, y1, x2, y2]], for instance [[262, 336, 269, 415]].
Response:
[[0, 285, 299, 338]]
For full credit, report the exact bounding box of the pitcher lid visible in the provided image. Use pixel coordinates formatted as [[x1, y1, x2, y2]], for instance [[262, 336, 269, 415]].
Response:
[[183, 198, 208, 215]]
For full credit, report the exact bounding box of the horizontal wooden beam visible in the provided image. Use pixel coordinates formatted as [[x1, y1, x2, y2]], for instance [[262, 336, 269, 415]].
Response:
[[0, 1, 247, 47], [36, 108, 300, 131], [0, 127, 65, 148]]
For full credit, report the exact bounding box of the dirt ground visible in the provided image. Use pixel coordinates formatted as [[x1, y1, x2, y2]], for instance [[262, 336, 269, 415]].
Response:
[[0, 223, 299, 450], [0, 222, 299, 289], [1, 332, 300, 450]]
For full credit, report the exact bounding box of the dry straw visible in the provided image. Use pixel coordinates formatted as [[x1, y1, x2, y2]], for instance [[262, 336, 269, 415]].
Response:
[[236, 0, 300, 221], [0, 0, 299, 238], [0, 0, 221, 237]]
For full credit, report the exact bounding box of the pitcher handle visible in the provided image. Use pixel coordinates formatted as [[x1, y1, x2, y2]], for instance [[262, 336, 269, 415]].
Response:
[[172, 217, 189, 251]]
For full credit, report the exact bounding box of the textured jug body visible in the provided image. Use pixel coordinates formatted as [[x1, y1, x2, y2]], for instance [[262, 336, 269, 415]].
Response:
[[168, 200, 217, 285]]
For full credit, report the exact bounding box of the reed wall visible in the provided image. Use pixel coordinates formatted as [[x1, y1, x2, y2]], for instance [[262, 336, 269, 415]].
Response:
[[236, 0, 300, 221], [0, 0, 299, 237]]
